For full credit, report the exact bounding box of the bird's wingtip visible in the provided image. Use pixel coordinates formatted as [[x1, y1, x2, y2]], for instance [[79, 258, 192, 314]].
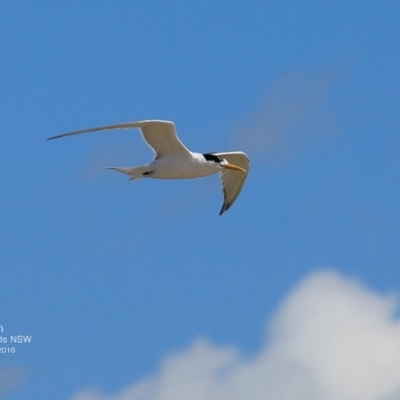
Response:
[[46, 135, 61, 141]]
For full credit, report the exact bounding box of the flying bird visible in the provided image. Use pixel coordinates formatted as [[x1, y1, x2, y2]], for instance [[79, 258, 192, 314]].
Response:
[[47, 120, 249, 215]]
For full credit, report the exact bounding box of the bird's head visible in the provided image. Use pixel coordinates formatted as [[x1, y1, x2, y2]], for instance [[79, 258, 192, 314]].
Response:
[[203, 153, 247, 173]]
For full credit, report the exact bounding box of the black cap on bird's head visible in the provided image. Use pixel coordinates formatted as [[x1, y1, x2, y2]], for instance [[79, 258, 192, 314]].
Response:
[[203, 153, 224, 163], [203, 153, 247, 173]]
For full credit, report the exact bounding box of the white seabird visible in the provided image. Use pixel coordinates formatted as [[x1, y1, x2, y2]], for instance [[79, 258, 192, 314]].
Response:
[[47, 120, 249, 215]]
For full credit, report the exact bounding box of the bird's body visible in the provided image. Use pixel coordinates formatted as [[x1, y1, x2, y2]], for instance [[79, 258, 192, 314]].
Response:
[[47, 120, 249, 215], [114, 152, 221, 180]]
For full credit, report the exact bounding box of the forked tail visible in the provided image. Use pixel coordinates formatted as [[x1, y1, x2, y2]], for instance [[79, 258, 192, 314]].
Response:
[[106, 166, 150, 180]]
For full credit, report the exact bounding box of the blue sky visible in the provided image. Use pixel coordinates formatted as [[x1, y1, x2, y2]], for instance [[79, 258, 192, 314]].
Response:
[[1, 1, 400, 399]]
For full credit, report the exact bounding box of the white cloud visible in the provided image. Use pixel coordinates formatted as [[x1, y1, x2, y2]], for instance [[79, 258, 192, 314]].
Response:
[[71, 270, 400, 400], [0, 367, 26, 396]]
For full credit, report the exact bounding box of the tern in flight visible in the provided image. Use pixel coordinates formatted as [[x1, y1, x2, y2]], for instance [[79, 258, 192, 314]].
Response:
[[47, 120, 249, 215]]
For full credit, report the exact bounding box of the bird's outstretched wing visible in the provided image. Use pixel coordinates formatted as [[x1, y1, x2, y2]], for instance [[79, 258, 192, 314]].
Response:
[[214, 151, 249, 215], [47, 120, 191, 157]]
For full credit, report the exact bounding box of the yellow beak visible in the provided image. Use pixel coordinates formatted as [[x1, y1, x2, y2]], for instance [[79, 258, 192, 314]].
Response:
[[223, 163, 247, 173]]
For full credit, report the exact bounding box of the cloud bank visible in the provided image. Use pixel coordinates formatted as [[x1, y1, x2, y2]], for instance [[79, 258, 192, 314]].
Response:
[[71, 270, 400, 400]]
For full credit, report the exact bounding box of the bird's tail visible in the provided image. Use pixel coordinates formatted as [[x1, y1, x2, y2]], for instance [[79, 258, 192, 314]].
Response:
[[106, 166, 150, 180]]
